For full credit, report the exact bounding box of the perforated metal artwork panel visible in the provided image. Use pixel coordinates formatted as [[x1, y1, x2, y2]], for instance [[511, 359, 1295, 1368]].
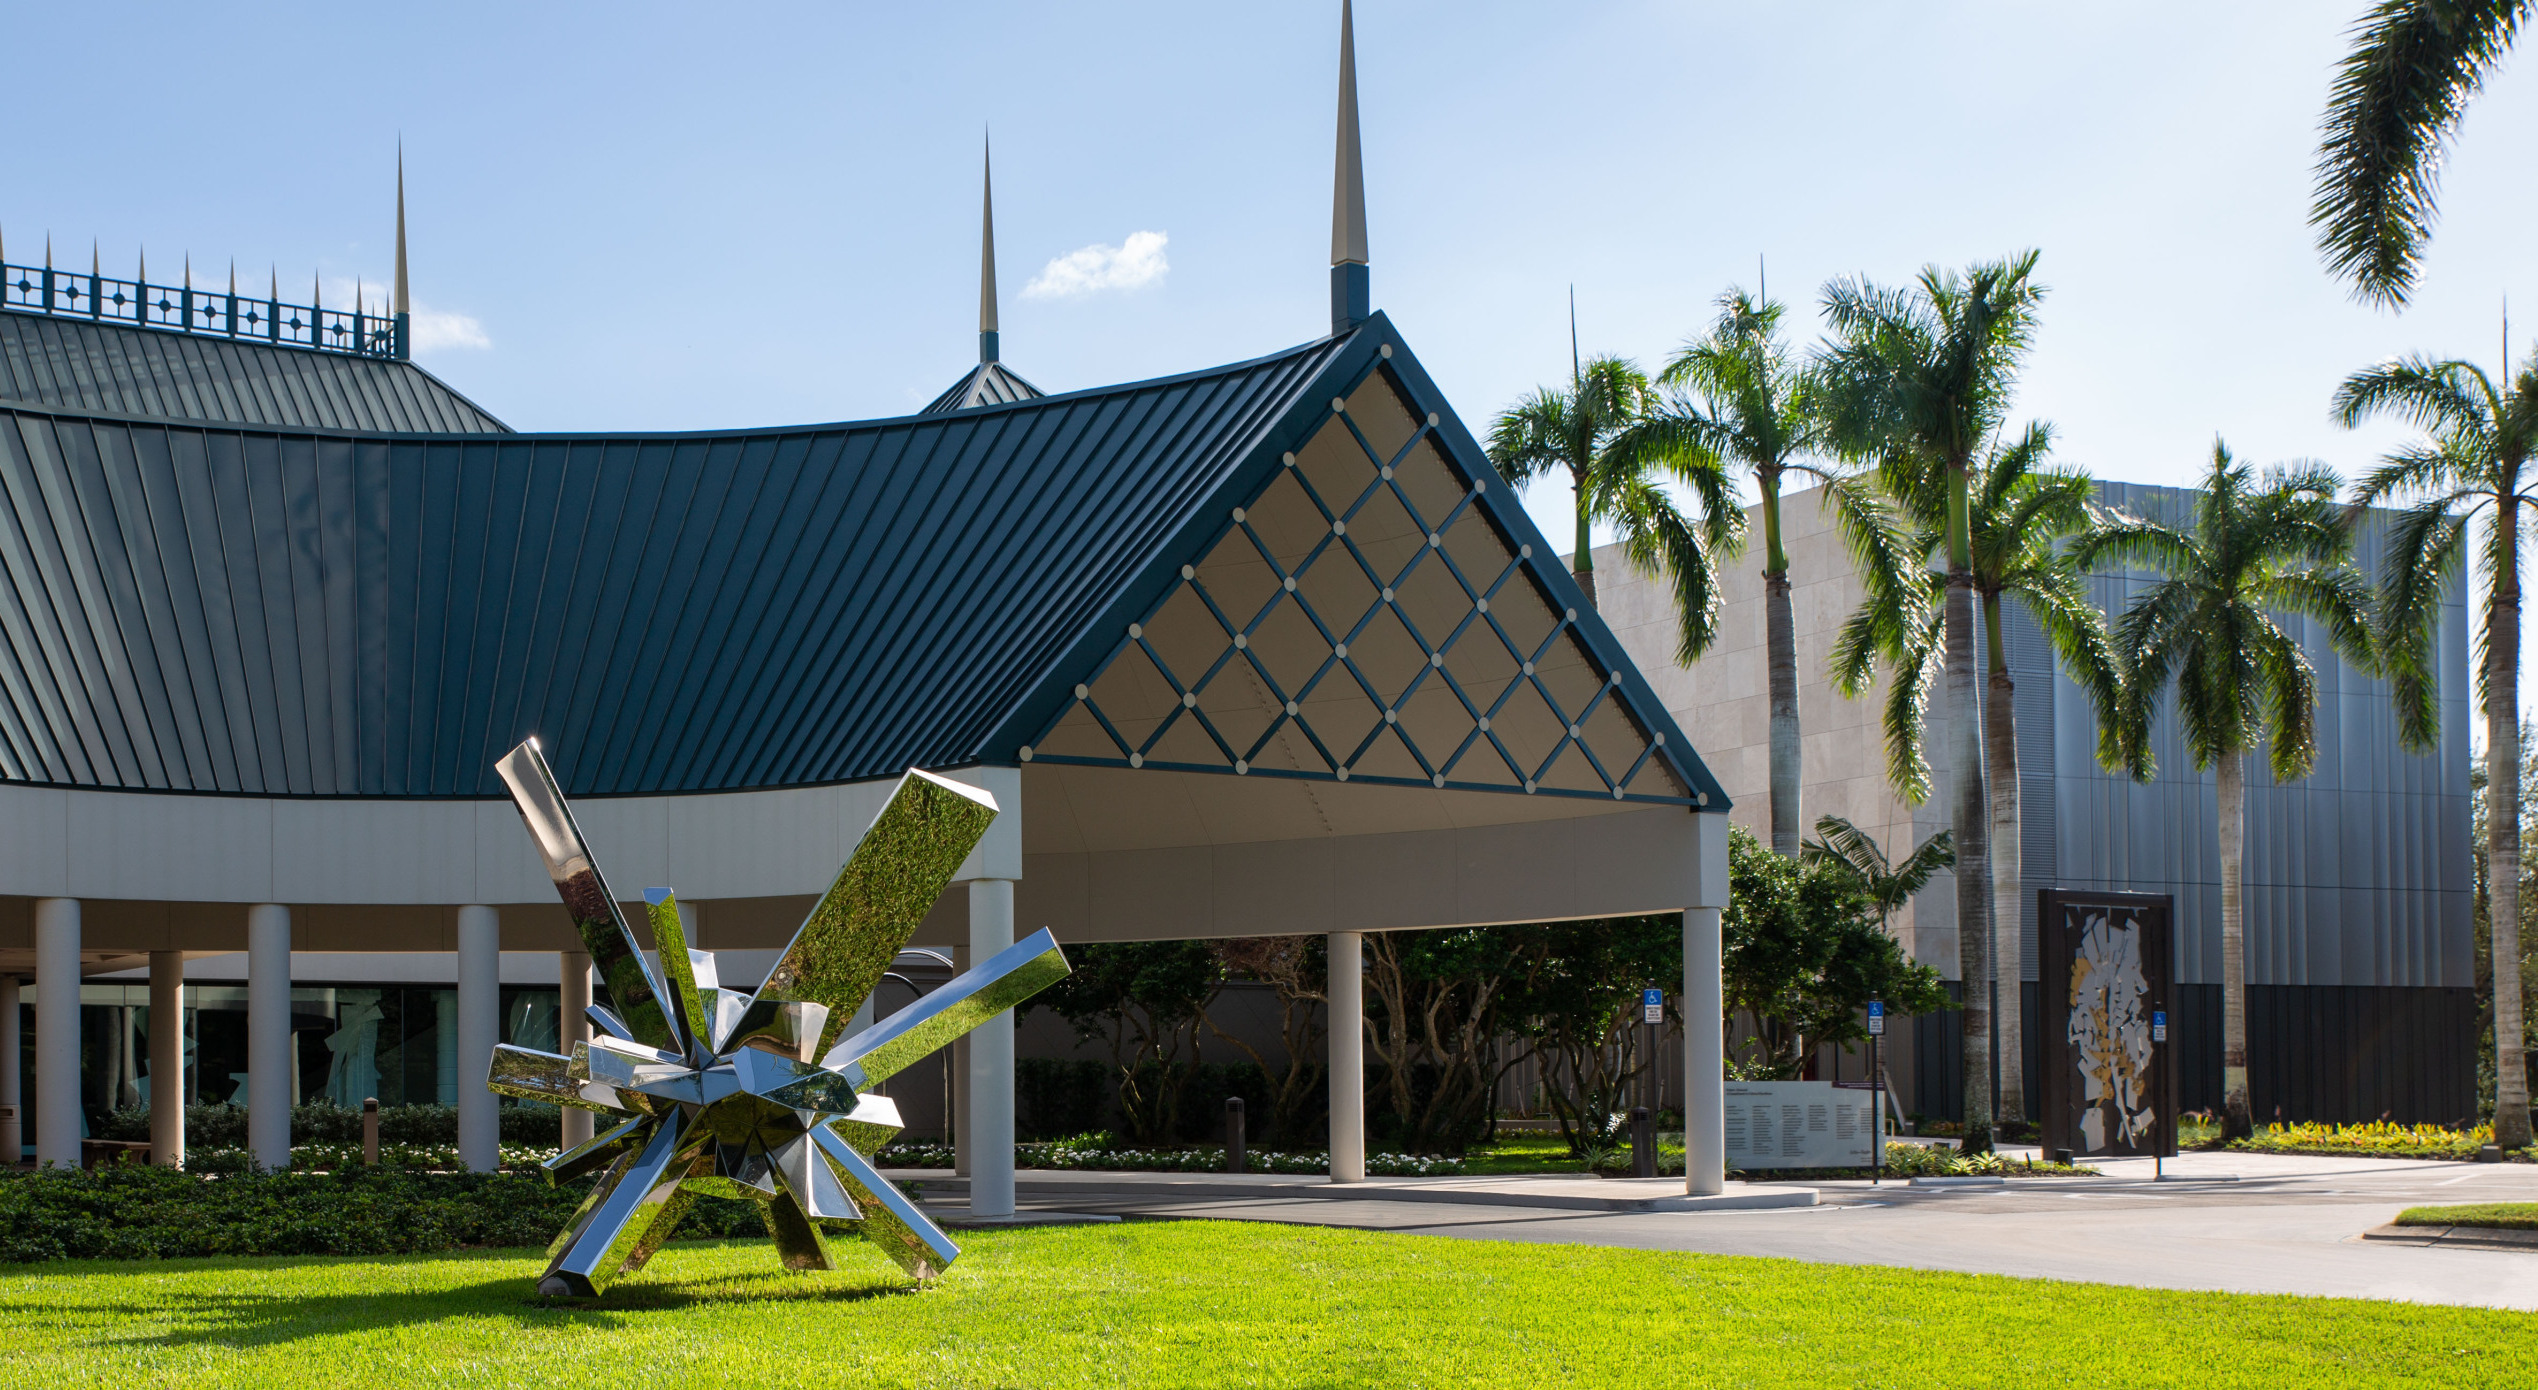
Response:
[[1024, 369, 1691, 804]]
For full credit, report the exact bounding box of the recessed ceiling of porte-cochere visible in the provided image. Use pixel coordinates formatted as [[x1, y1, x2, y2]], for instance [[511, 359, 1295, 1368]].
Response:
[[1024, 368, 1691, 805]]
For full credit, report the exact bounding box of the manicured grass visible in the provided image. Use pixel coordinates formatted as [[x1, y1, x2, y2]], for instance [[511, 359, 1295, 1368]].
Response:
[[2397, 1202, 2538, 1229], [3, 1223, 2529, 1388], [1456, 1131, 1600, 1174]]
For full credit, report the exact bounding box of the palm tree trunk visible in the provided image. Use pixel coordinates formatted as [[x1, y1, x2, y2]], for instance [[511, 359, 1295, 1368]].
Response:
[[1981, 595, 2024, 1126], [1571, 464, 1598, 611], [1946, 572, 1994, 1152], [2489, 518, 2531, 1149], [2217, 749, 2252, 1138], [1763, 479, 1799, 856]]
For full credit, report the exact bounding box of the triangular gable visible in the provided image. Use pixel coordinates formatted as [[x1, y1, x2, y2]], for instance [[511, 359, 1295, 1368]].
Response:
[[995, 315, 1727, 811]]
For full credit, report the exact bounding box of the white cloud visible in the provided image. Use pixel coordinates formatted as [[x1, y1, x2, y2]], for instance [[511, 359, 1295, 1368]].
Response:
[[1022, 230, 1169, 300], [410, 305, 489, 351], [318, 275, 489, 351]]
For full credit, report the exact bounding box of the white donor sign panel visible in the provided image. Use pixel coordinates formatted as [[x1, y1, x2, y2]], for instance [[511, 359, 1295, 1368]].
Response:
[[1723, 1082, 1876, 1168]]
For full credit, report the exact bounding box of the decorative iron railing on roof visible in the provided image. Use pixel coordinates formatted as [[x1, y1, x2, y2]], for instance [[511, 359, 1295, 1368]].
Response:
[[0, 257, 407, 359]]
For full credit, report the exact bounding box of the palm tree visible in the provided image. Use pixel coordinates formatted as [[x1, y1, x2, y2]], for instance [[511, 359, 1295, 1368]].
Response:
[[1814, 251, 2047, 1153], [1631, 289, 1906, 855], [1802, 815, 1957, 934], [2333, 346, 2538, 1148], [2314, 1, 2530, 307], [1486, 353, 1744, 656], [1831, 423, 2119, 1125], [2077, 446, 2373, 1139]]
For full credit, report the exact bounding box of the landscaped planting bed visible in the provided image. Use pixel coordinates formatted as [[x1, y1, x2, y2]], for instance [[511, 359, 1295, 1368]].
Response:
[[2223, 1120, 2535, 1162], [2, 1222, 2528, 1387], [875, 1141, 1462, 1176]]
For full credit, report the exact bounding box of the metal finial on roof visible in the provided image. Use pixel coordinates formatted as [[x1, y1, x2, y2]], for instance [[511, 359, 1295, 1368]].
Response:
[[312, 270, 322, 312], [1329, 0, 1370, 334], [137, 247, 147, 286], [979, 131, 1000, 363], [356, 279, 365, 317], [184, 253, 193, 290], [394, 140, 410, 318], [92, 240, 100, 277], [229, 260, 237, 296]]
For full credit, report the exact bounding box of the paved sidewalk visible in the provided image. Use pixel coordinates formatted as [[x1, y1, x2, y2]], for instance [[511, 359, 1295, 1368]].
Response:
[[905, 1154, 2538, 1310]]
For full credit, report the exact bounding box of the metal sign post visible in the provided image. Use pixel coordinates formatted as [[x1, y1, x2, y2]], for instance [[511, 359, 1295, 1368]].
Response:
[[2151, 1009, 2169, 1181], [1641, 987, 1664, 1120], [1868, 1001, 1885, 1185]]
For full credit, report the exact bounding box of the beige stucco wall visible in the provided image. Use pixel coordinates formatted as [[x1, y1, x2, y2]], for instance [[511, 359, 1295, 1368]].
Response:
[[1592, 483, 1958, 974]]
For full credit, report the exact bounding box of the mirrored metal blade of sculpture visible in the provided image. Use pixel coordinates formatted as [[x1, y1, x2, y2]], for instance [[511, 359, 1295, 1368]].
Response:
[[486, 738, 1068, 1297]]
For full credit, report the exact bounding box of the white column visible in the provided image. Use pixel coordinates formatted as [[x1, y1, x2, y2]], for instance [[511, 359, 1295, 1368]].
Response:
[[1328, 930, 1364, 1183], [965, 879, 1017, 1217], [1684, 905, 1726, 1196], [456, 906, 501, 1173], [149, 951, 184, 1167], [558, 950, 593, 1149], [247, 903, 292, 1169], [0, 972, 21, 1164], [35, 899, 82, 1168]]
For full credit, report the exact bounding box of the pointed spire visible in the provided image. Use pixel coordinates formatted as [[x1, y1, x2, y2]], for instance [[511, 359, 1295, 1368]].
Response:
[[1328, 0, 1369, 334], [312, 269, 322, 312], [137, 246, 147, 287], [92, 240, 100, 278], [228, 260, 237, 296], [45, 233, 54, 270], [356, 278, 365, 317], [394, 140, 410, 318], [184, 253, 192, 290], [979, 131, 1001, 364]]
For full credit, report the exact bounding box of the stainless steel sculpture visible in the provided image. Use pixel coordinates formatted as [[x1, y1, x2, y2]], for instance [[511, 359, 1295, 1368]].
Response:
[[484, 738, 1067, 1296]]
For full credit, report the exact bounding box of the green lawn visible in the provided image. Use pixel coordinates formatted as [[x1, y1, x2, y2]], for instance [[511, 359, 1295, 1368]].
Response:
[[2397, 1202, 2538, 1229], [4, 1223, 2529, 1388]]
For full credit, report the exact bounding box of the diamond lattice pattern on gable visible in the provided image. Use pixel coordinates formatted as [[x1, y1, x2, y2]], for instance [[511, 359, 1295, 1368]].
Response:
[[1027, 370, 1689, 803]]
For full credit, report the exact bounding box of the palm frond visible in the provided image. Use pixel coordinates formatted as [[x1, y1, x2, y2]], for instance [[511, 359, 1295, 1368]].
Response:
[[2313, 0, 2530, 307]]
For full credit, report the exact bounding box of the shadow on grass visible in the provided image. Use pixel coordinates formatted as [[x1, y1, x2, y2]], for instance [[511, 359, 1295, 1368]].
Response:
[[14, 1240, 931, 1352]]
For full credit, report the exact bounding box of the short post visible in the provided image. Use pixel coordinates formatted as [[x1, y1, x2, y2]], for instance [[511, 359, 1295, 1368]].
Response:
[[1630, 1106, 1655, 1178], [362, 1097, 379, 1167], [1225, 1096, 1246, 1174], [2151, 1007, 2170, 1181]]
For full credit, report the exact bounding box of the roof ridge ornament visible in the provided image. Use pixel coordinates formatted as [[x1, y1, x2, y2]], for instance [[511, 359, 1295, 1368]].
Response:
[[1329, 0, 1369, 335], [393, 140, 412, 358], [979, 130, 1000, 364]]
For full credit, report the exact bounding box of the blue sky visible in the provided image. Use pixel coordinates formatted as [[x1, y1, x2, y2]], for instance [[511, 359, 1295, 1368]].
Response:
[[9, 2, 2538, 698]]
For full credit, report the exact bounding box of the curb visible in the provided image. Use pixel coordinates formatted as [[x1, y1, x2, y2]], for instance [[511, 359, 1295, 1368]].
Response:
[[911, 1174, 1816, 1214], [2361, 1223, 2538, 1250]]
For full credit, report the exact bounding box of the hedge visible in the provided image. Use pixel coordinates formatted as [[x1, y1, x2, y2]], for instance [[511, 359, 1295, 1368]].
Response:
[[0, 1162, 771, 1263], [95, 1103, 562, 1148]]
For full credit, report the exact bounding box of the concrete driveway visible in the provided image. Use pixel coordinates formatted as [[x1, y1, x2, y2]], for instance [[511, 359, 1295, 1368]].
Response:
[[919, 1151, 2538, 1310]]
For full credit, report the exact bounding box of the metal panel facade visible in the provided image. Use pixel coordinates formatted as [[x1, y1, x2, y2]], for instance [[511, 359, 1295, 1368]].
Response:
[[2007, 480, 2472, 989]]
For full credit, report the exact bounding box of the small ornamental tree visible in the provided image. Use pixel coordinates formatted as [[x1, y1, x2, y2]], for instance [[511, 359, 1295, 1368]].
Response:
[[1029, 940, 1222, 1145], [1722, 825, 1950, 1079], [1499, 916, 1682, 1157]]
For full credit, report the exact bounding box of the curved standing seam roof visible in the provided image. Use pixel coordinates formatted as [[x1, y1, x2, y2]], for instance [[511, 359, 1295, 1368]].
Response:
[[0, 332, 1355, 797], [0, 310, 509, 434]]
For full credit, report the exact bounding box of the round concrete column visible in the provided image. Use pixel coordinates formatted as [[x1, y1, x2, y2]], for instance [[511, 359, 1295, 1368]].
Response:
[[148, 951, 185, 1167], [247, 904, 292, 1169], [1327, 930, 1364, 1183], [558, 950, 593, 1149], [456, 906, 501, 1173], [1683, 906, 1725, 1196], [35, 899, 82, 1169], [965, 879, 1016, 1218]]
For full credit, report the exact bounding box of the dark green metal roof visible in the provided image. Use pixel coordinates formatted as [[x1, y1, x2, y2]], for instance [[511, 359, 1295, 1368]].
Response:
[[922, 360, 1044, 414], [0, 309, 508, 433], [0, 316, 1720, 807]]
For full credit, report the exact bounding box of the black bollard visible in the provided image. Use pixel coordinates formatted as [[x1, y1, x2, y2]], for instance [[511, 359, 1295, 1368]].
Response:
[[1225, 1096, 1246, 1173], [1630, 1106, 1655, 1178], [362, 1097, 380, 1167]]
